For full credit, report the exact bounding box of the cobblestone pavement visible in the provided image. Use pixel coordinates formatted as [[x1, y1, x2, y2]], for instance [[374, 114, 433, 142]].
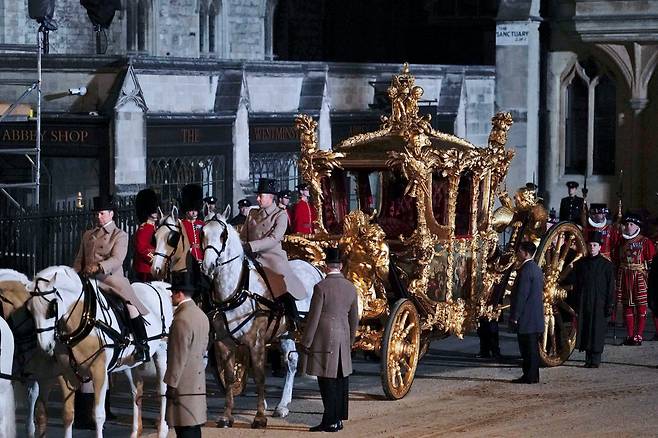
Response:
[[14, 322, 658, 437]]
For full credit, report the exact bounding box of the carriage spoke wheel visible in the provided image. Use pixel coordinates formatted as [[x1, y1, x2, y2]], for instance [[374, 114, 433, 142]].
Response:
[[381, 299, 420, 400], [535, 221, 586, 367], [218, 347, 249, 396]]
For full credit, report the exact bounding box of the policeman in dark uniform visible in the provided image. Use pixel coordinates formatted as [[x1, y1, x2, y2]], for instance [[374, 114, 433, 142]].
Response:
[[228, 198, 251, 228], [559, 181, 584, 223], [203, 195, 217, 216]]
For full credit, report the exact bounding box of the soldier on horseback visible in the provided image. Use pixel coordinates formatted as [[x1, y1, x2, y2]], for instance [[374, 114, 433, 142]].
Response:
[[73, 194, 151, 362], [240, 178, 307, 331]]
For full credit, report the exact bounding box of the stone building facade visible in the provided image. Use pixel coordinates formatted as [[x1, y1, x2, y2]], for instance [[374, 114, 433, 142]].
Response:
[[0, 1, 496, 212]]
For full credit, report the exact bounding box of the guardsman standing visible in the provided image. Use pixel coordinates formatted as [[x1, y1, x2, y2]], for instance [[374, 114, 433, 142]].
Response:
[[228, 198, 251, 230], [180, 184, 204, 263], [615, 213, 656, 345], [203, 195, 217, 217], [582, 203, 619, 260], [133, 188, 159, 282], [165, 272, 210, 438], [240, 178, 307, 331], [292, 182, 317, 234], [303, 247, 359, 432], [559, 181, 584, 223]]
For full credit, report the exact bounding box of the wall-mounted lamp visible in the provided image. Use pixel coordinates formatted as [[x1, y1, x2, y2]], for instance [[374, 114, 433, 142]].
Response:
[[75, 191, 84, 209]]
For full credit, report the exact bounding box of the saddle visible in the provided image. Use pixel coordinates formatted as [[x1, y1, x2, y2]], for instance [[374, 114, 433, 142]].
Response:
[[100, 291, 131, 341]]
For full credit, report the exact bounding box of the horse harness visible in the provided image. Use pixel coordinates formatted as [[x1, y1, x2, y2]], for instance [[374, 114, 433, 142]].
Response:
[[203, 218, 285, 346], [30, 276, 168, 381]]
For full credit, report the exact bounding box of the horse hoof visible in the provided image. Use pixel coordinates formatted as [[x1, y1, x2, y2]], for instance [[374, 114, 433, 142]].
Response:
[[217, 418, 234, 428], [273, 406, 289, 418], [251, 418, 267, 429]]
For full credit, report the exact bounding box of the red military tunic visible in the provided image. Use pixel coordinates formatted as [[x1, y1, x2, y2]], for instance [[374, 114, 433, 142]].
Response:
[[583, 220, 620, 260], [615, 234, 656, 307], [182, 219, 204, 262], [133, 222, 155, 281], [292, 199, 316, 234]]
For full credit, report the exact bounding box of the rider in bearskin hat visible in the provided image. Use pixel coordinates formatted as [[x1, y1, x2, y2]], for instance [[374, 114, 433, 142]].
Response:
[[133, 188, 160, 282], [614, 212, 656, 345], [180, 184, 205, 263]]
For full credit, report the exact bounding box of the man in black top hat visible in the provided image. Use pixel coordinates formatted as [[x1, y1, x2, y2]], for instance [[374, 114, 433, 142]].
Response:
[[565, 230, 615, 367], [240, 178, 307, 331], [559, 181, 584, 223]]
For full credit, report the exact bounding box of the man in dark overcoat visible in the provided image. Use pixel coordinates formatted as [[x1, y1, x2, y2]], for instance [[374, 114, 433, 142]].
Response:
[[568, 231, 615, 367], [302, 247, 359, 432], [509, 241, 545, 384], [165, 272, 210, 438]]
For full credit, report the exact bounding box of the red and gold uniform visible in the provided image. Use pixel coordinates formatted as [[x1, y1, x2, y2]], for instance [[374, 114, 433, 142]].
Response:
[[615, 231, 655, 342], [182, 219, 204, 262], [583, 219, 620, 260], [292, 199, 316, 235], [133, 222, 156, 282]]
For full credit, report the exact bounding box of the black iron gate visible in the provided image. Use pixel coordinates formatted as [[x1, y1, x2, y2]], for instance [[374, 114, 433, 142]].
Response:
[[0, 198, 138, 277]]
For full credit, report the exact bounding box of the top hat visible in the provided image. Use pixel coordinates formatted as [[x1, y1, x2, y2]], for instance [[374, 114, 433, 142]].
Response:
[[92, 194, 116, 212], [566, 181, 579, 189], [237, 198, 251, 208], [296, 182, 310, 191], [168, 271, 197, 294], [278, 189, 292, 199], [203, 195, 217, 204], [180, 184, 203, 213], [525, 182, 538, 191], [623, 212, 642, 227], [588, 230, 604, 244], [324, 246, 342, 264], [135, 188, 159, 222], [255, 178, 278, 195], [589, 203, 608, 214]]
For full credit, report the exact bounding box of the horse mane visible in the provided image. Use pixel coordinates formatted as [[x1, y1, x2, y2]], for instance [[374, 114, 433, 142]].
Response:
[[0, 268, 30, 286]]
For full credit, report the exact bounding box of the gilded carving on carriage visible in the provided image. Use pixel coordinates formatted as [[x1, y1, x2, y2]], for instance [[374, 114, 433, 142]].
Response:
[[287, 64, 588, 399]]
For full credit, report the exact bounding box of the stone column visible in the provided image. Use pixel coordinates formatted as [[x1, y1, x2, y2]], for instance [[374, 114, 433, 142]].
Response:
[[112, 65, 148, 197], [495, 0, 541, 192]]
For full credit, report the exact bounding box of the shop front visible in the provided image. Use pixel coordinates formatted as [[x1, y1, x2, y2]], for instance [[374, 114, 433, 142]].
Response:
[[146, 116, 234, 209]]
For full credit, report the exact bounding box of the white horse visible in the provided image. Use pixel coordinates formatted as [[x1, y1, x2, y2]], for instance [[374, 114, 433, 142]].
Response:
[[201, 209, 324, 427], [0, 312, 16, 438], [0, 268, 67, 438], [26, 265, 173, 438]]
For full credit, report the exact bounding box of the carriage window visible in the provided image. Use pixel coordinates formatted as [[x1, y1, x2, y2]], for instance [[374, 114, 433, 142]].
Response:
[[455, 171, 473, 236], [377, 171, 416, 239], [432, 172, 449, 226], [477, 174, 490, 231]]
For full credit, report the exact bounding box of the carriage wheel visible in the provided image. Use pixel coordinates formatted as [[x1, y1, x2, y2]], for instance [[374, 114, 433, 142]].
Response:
[[381, 299, 420, 400], [534, 221, 587, 367], [218, 347, 249, 396]]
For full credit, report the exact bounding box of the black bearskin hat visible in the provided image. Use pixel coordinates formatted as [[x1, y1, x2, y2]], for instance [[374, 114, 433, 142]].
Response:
[[135, 188, 159, 223], [180, 184, 203, 213]]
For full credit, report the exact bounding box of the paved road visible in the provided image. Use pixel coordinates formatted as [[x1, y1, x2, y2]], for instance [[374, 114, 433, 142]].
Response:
[[14, 323, 658, 437]]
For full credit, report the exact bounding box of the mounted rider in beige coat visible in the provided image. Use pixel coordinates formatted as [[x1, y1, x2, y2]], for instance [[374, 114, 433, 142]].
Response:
[[240, 178, 306, 331]]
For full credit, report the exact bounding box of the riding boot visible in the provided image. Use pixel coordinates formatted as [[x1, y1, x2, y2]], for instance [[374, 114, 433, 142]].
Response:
[[73, 390, 96, 430], [131, 316, 151, 363], [279, 292, 300, 332]]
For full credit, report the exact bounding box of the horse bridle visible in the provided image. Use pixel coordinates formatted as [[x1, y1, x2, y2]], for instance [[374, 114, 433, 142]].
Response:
[[153, 218, 184, 262], [29, 278, 63, 336], [203, 215, 241, 269]]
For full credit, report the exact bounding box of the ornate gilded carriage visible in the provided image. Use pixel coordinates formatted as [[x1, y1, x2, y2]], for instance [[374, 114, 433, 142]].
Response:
[[286, 64, 587, 399]]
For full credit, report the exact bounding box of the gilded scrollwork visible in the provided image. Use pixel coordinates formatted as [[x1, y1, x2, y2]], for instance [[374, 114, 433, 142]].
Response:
[[295, 114, 345, 235], [282, 234, 330, 266], [340, 210, 390, 320]]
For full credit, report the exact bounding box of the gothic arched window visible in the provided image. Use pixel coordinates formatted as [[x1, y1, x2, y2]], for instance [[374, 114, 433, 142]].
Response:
[[127, 0, 154, 53], [562, 61, 617, 177]]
